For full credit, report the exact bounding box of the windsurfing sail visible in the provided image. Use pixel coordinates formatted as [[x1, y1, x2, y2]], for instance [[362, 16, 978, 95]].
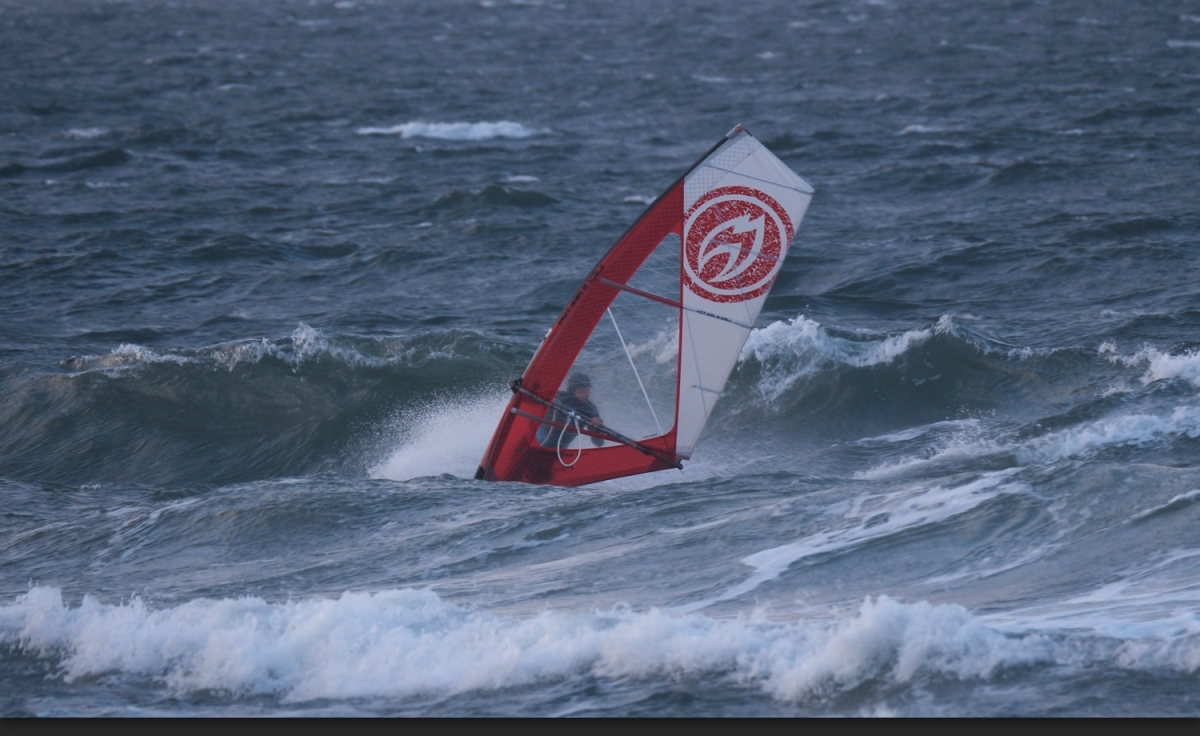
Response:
[[475, 125, 813, 486]]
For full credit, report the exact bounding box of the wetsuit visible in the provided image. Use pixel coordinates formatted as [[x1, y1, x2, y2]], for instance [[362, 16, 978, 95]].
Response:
[[537, 391, 604, 449]]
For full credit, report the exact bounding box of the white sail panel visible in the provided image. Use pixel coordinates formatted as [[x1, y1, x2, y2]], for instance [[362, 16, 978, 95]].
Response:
[[675, 131, 813, 458]]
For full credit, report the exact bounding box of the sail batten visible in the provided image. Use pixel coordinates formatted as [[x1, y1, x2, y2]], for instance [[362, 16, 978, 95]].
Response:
[[475, 127, 811, 486], [598, 279, 682, 308]]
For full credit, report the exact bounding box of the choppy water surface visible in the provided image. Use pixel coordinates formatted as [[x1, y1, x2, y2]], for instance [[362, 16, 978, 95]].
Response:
[[3, 0, 1200, 716]]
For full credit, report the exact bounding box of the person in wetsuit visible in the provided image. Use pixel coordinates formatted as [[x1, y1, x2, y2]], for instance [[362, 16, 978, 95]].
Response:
[[537, 372, 604, 449]]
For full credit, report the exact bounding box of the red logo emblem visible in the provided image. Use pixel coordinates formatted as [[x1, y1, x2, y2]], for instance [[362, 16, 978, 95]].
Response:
[[683, 186, 794, 303]]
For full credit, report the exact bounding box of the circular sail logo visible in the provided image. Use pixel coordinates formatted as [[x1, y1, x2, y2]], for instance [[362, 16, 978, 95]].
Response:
[[683, 186, 794, 303]]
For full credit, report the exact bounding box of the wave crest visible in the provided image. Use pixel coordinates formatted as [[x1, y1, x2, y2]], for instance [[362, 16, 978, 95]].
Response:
[[739, 315, 951, 402], [0, 586, 1054, 703], [63, 324, 503, 375], [1101, 342, 1200, 388]]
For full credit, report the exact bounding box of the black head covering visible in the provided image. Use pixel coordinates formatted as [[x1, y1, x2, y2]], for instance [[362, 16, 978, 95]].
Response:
[[567, 372, 592, 391]]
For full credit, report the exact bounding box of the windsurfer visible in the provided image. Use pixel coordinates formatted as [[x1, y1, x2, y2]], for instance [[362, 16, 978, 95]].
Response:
[[537, 372, 604, 449]]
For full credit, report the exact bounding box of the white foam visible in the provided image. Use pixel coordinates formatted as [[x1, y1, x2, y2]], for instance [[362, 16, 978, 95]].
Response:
[[679, 471, 1024, 611], [623, 195, 654, 204], [740, 314, 939, 403], [0, 587, 1055, 703], [67, 324, 431, 376], [1101, 342, 1200, 388], [991, 551, 1200, 671], [105, 344, 194, 369], [503, 175, 540, 183], [855, 419, 979, 446], [1130, 489, 1200, 522], [859, 402, 1200, 478], [370, 392, 512, 481], [898, 124, 942, 135], [64, 127, 109, 139], [287, 323, 384, 368], [1017, 405, 1200, 464], [1168, 39, 1200, 48], [758, 596, 1049, 698], [354, 121, 547, 140]]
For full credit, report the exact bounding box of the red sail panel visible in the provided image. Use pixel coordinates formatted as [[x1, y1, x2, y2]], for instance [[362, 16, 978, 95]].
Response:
[[475, 181, 685, 486]]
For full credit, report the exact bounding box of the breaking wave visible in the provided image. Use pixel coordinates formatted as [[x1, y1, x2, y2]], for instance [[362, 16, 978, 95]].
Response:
[[10, 582, 1200, 706], [0, 586, 1058, 703], [0, 326, 522, 486], [1101, 342, 1200, 388], [739, 314, 947, 403]]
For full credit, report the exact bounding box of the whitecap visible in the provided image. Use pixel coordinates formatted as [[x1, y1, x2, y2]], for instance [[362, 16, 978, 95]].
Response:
[[0, 586, 1055, 703], [740, 314, 939, 403], [64, 128, 109, 140], [354, 121, 548, 140], [109, 344, 193, 367], [286, 323, 392, 369], [1100, 342, 1200, 388], [858, 400, 1200, 479], [1016, 404, 1200, 464]]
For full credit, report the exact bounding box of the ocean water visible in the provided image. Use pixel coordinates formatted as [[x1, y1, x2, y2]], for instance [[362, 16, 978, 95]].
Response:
[[2, 0, 1200, 716]]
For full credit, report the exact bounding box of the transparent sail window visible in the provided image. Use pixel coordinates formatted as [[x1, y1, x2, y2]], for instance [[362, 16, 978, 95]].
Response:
[[555, 233, 680, 443]]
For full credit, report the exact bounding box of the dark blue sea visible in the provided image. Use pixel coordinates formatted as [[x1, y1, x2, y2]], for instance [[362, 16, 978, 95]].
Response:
[[3, 0, 1200, 716]]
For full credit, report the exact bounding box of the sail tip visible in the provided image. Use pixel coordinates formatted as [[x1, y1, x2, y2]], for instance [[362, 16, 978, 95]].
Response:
[[724, 123, 745, 139]]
